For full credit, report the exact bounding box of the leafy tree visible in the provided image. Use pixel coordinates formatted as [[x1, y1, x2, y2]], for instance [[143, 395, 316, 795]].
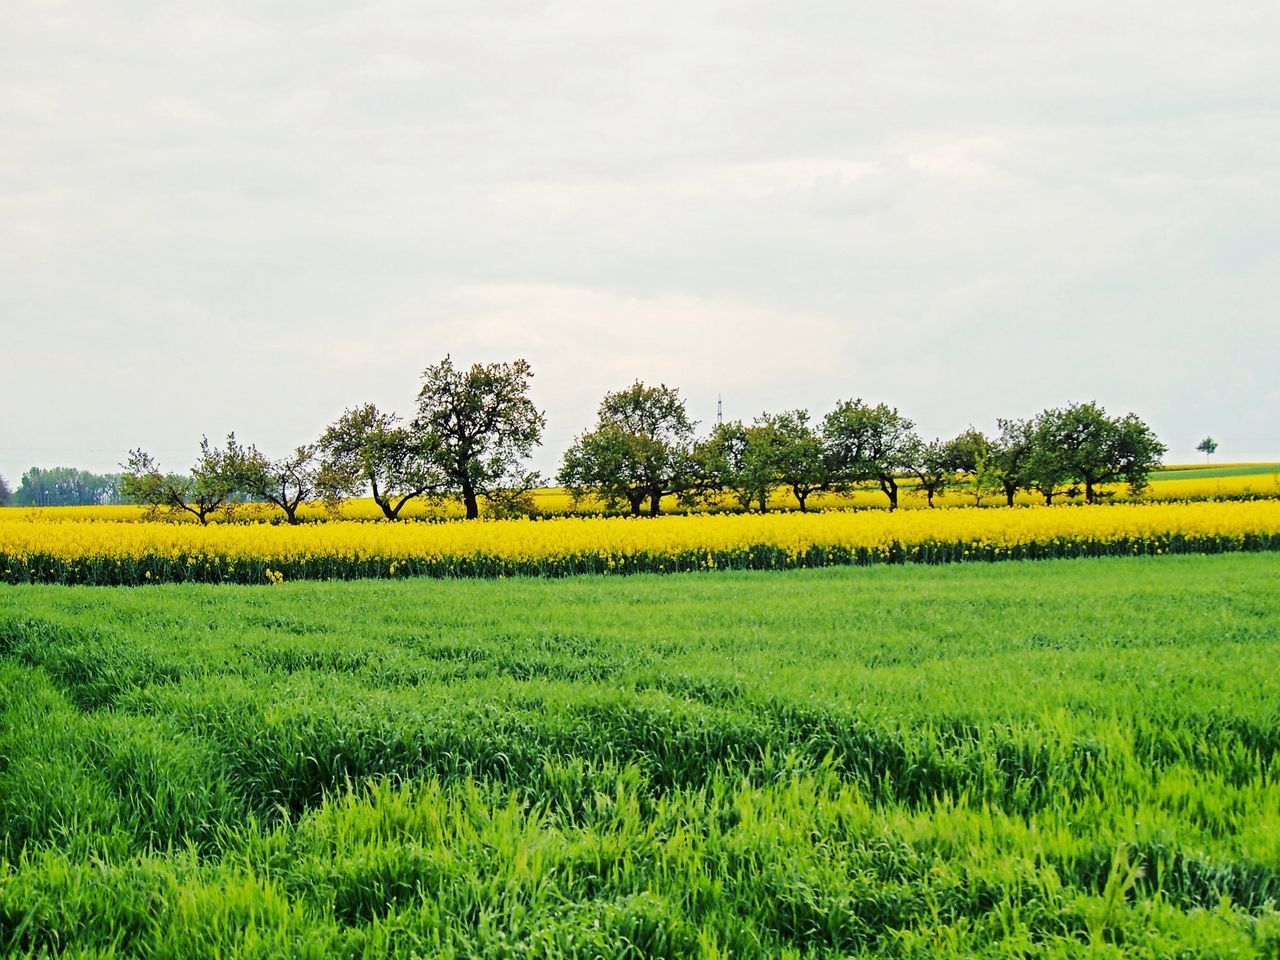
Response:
[[240, 444, 319, 524], [1196, 436, 1218, 463], [0, 474, 10, 505], [989, 419, 1036, 507], [414, 357, 545, 520], [1023, 425, 1075, 505], [559, 425, 652, 516], [558, 382, 696, 516], [821, 399, 919, 510], [1033, 402, 1166, 503], [317, 405, 441, 520], [1110, 413, 1168, 496], [760, 410, 829, 512], [909, 439, 953, 508], [946, 428, 1001, 506], [120, 435, 252, 524], [694, 420, 778, 513]]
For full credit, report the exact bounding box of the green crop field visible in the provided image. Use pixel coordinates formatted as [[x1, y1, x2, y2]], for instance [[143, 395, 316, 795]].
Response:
[[1152, 463, 1280, 481], [2, 555, 1279, 957]]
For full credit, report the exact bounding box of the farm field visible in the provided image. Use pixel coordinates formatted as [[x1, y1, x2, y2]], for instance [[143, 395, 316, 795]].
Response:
[[6, 464, 1279, 524], [2, 553, 1279, 956], [3, 498, 1279, 585], [1150, 463, 1280, 479]]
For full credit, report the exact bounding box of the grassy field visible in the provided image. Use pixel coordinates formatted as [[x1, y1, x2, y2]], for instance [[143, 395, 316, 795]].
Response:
[[2, 554, 1279, 956], [1150, 464, 1280, 481]]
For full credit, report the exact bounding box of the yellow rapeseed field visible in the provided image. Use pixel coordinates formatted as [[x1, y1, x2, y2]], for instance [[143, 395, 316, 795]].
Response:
[[7, 467, 1276, 526], [2, 499, 1278, 584]]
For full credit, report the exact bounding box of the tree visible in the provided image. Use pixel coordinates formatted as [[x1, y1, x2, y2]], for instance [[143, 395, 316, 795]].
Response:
[[946, 428, 1001, 506], [821, 399, 919, 510], [559, 425, 651, 516], [760, 410, 829, 512], [1197, 436, 1218, 463], [119, 435, 251, 524], [1023, 422, 1074, 505], [1032, 402, 1166, 503], [909, 439, 953, 508], [240, 444, 319, 524], [413, 356, 545, 520], [558, 382, 696, 516], [0, 474, 10, 505], [693, 420, 778, 513], [317, 404, 441, 520], [990, 419, 1036, 507], [1110, 413, 1168, 497]]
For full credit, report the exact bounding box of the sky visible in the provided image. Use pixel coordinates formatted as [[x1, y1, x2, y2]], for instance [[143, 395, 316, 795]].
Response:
[[2, 1, 1278, 486]]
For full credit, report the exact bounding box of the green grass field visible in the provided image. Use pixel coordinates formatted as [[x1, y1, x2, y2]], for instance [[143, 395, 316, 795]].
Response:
[[1151, 463, 1280, 480], [2, 555, 1279, 957]]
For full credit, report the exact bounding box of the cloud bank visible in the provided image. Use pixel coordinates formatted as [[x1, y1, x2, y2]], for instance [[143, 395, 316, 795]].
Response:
[[2, 1, 1277, 480]]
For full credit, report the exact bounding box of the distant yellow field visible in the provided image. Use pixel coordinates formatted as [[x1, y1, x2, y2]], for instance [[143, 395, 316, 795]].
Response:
[[6, 464, 1277, 525]]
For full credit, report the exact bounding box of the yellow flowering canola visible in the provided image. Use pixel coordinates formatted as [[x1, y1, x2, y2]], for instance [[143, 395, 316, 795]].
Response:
[[6, 467, 1277, 526], [2, 499, 1278, 584]]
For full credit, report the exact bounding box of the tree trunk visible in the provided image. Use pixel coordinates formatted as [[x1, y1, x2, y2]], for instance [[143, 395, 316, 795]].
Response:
[[1084, 479, 1096, 504], [883, 477, 898, 511], [796, 490, 808, 512], [758, 491, 768, 514], [462, 480, 480, 520], [926, 488, 935, 508], [627, 493, 644, 516], [648, 490, 661, 516], [369, 477, 395, 520], [1004, 483, 1016, 507], [284, 504, 299, 524]]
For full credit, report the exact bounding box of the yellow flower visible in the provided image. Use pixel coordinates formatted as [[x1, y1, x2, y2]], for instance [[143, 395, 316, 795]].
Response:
[[2, 499, 1277, 585]]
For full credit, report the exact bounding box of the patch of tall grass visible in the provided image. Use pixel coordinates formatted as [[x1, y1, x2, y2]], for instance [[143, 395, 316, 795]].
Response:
[[1, 555, 1278, 956]]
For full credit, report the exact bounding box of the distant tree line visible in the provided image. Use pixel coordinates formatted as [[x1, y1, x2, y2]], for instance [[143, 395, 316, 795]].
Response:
[[2, 467, 128, 506], [15, 356, 1161, 524]]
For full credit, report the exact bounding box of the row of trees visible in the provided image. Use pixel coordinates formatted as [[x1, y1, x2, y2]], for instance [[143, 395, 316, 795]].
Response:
[[110, 356, 1166, 524], [120, 357, 543, 523], [0, 467, 127, 507], [559, 385, 1167, 514]]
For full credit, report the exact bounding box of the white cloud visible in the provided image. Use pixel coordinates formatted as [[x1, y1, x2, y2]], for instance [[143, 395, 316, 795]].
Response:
[[1, 0, 1278, 481]]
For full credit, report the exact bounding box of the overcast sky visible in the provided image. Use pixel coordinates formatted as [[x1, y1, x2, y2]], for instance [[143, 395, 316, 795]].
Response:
[[2, 1, 1278, 484]]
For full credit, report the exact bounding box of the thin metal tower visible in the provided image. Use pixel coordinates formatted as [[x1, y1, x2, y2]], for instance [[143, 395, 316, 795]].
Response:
[[717, 394, 723, 426]]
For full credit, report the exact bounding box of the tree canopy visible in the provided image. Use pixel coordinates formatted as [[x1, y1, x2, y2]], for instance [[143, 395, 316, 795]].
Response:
[[1032, 402, 1167, 503], [559, 382, 696, 516], [414, 356, 545, 520], [821, 400, 919, 510], [694, 420, 779, 513], [317, 404, 441, 521], [240, 444, 319, 524], [761, 410, 829, 512], [120, 435, 252, 524]]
